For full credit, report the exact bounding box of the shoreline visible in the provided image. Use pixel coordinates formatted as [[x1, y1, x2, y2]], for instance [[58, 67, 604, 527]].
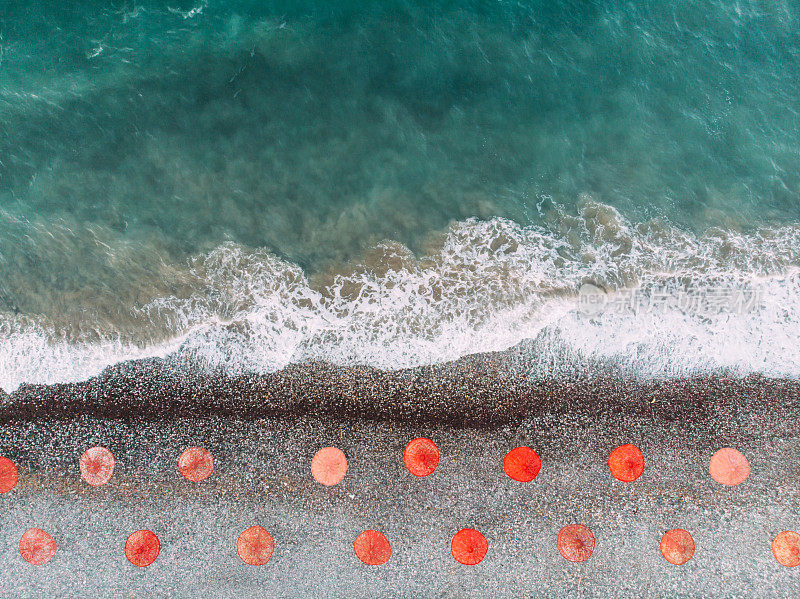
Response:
[[3, 352, 798, 426]]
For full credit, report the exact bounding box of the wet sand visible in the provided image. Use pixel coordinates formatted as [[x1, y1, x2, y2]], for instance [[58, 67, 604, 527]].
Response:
[[4, 352, 799, 426], [0, 356, 799, 597]]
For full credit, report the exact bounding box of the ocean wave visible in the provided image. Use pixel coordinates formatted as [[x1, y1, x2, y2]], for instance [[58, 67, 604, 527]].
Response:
[[2, 200, 799, 391]]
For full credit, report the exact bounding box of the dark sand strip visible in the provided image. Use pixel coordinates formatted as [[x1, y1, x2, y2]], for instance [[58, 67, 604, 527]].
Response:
[[2, 355, 798, 426]]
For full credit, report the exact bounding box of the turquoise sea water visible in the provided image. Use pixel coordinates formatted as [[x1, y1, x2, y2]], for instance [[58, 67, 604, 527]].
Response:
[[1, 0, 799, 388]]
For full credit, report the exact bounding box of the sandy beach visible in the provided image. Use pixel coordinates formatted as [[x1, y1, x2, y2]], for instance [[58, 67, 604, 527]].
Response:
[[0, 356, 798, 597]]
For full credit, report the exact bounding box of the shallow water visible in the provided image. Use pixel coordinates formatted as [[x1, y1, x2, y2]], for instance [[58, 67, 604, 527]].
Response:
[[1, 0, 799, 388]]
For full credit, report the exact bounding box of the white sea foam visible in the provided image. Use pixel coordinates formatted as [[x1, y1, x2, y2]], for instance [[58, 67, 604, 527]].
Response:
[[2, 201, 799, 392], [0, 318, 186, 393]]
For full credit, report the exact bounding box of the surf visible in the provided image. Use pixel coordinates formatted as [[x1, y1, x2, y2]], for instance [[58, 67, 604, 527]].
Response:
[[2, 200, 799, 392]]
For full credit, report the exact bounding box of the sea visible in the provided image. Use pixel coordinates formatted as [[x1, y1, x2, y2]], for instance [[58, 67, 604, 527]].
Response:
[[1, 0, 799, 391]]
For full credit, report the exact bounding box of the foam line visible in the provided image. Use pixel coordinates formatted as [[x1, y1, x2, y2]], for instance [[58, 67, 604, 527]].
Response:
[[2, 202, 799, 391]]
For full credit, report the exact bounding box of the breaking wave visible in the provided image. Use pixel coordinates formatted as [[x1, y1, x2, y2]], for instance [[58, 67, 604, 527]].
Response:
[[2, 200, 800, 391]]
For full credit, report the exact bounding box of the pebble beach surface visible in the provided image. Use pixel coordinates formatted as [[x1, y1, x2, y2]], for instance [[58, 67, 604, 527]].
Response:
[[0, 354, 799, 597]]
